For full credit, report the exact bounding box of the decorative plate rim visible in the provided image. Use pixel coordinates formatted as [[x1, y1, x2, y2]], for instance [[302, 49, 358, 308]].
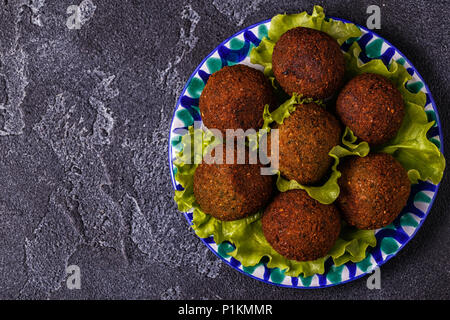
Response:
[[167, 16, 443, 289]]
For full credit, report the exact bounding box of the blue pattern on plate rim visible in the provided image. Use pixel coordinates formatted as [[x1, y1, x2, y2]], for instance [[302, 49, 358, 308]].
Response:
[[167, 17, 444, 288]]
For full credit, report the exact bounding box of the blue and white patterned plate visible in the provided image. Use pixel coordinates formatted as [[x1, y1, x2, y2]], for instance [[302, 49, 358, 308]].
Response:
[[168, 18, 443, 288]]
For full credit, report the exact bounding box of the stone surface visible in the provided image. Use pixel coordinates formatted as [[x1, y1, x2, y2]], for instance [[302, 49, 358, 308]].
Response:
[[0, 0, 448, 300]]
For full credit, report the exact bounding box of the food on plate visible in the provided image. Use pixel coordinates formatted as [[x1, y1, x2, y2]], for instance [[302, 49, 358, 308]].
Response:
[[272, 27, 345, 99], [199, 64, 275, 133], [173, 5, 446, 281], [262, 189, 341, 261], [336, 153, 411, 229], [275, 102, 342, 184], [336, 73, 405, 145], [193, 146, 274, 221]]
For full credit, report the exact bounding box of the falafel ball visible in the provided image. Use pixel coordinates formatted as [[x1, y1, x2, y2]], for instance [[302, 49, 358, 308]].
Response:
[[262, 189, 341, 261], [337, 153, 411, 229], [272, 27, 345, 99], [199, 64, 275, 133], [276, 103, 342, 185], [193, 145, 274, 221], [336, 73, 405, 145]]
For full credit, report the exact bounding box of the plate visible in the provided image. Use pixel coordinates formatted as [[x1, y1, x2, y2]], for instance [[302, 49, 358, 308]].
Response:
[[168, 17, 443, 288]]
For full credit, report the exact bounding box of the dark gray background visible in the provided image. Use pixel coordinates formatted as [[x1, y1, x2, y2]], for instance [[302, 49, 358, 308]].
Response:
[[0, 0, 448, 300]]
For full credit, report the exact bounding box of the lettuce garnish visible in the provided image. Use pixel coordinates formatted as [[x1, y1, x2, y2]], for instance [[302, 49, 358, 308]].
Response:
[[174, 127, 375, 277], [173, 5, 445, 278]]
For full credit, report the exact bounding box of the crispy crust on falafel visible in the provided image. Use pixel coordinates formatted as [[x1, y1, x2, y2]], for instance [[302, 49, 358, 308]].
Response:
[[337, 153, 411, 229], [272, 27, 345, 99], [275, 103, 342, 185], [262, 189, 341, 261], [199, 64, 275, 133], [336, 73, 405, 145], [193, 146, 274, 221]]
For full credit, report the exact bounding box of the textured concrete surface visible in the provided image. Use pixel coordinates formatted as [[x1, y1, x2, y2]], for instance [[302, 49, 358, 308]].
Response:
[[0, 0, 448, 300]]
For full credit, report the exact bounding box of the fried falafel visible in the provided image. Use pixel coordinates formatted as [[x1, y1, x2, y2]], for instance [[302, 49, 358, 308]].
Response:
[[275, 103, 342, 185], [336, 73, 405, 145], [262, 189, 341, 261], [193, 145, 274, 221], [199, 64, 275, 134], [272, 27, 345, 99], [337, 153, 411, 229]]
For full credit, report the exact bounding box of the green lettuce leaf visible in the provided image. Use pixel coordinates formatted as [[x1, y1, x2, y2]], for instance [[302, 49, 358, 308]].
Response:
[[173, 127, 218, 212], [262, 94, 370, 204], [173, 127, 376, 277], [251, 4, 445, 185], [345, 41, 445, 184], [379, 101, 445, 184], [173, 5, 445, 279]]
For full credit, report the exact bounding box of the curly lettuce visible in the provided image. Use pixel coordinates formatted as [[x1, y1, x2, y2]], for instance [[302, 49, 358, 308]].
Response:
[[251, 5, 445, 185], [173, 127, 376, 277], [344, 43, 446, 184], [173, 5, 445, 279]]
